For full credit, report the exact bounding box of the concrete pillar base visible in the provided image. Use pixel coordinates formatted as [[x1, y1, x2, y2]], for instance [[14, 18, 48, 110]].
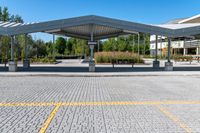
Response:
[[23, 59, 30, 69], [153, 61, 160, 69], [89, 60, 95, 72], [165, 62, 173, 71], [9, 61, 17, 72]]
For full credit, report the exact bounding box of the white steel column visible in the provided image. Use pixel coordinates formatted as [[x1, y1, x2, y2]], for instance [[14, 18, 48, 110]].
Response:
[[23, 34, 30, 68], [153, 35, 160, 69], [9, 36, 17, 72], [90, 30, 94, 60], [183, 48, 188, 55], [196, 47, 199, 55], [88, 25, 96, 72], [167, 38, 171, 62], [160, 36, 163, 57], [11, 36, 14, 61], [165, 37, 173, 71], [155, 35, 158, 61]]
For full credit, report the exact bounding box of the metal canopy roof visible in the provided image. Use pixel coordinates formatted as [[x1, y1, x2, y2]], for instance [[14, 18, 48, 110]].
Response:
[[1, 15, 200, 39]]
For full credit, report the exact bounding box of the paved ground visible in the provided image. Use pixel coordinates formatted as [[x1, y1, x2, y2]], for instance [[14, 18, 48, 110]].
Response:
[[0, 75, 200, 133]]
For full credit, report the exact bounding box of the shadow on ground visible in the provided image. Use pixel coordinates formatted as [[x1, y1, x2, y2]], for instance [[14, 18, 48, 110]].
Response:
[[1, 66, 200, 73], [0, 66, 163, 73]]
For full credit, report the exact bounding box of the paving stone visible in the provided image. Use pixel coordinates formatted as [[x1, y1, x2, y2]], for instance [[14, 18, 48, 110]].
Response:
[[0, 76, 200, 132]]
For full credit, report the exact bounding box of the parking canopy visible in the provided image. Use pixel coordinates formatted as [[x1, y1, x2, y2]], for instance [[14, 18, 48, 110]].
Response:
[[1, 15, 200, 39]]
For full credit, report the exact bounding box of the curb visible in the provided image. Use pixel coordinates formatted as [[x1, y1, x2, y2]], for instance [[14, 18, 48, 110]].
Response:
[[1, 72, 200, 77]]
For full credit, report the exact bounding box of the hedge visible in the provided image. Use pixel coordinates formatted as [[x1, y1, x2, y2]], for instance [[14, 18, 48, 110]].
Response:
[[95, 52, 143, 64]]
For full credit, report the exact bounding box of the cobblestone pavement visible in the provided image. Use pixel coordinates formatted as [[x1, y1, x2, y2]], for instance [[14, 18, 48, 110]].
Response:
[[0, 76, 200, 133]]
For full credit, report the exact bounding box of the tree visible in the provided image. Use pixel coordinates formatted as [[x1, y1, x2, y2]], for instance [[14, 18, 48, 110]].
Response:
[[0, 7, 2, 21], [2, 7, 9, 21], [0, 36, 10, 61], [117, 37, 128, 51], [55, 37, 66, 55], [103, 38, 116, 51], [101, 33, 150, 54], [73, 39, 87, 55], [46, 41, 54, 56], [0, 6, 25, 62], [31, 39, 47, 57], [66, 39, 73, 55], [10, 15, 24, 23]]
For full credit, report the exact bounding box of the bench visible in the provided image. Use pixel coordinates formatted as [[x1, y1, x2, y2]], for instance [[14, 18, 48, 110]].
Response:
[[112, 59, 135, 68]]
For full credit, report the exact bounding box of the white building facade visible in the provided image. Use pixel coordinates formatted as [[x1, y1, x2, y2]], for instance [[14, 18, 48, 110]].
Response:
[[150, 14, 200, 56]]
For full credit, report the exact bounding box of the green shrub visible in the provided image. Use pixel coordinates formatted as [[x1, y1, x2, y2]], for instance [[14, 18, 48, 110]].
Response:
[[95, 52, 143, 64], [30, 57, 56, 64], [172, 55, 193, 62]]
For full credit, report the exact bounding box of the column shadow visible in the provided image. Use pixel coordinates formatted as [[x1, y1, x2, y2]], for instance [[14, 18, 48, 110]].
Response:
[[1, 66, 200, 73]]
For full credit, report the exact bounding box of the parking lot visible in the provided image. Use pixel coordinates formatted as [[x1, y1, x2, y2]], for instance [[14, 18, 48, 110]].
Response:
[[0, 75, 200, 133]]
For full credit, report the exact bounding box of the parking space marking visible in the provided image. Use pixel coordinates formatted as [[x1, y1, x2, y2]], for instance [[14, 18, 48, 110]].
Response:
[[39, 103, 61, 133], [0, 101, 197, 132], [157, 105, 193, 133], [0, 101, 200, 107]]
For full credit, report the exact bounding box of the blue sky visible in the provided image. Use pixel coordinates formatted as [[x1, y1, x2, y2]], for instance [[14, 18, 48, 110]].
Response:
[[1, 0, 200, 41]]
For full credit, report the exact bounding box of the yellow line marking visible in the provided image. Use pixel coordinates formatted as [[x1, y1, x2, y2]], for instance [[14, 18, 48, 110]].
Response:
[[157, 105, 193, 133], [0, 101, 200, 107], [39, 103, 61, 133]]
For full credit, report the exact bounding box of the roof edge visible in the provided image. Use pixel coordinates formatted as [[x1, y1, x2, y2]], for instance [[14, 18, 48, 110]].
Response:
[[178, 14, 200, 24]]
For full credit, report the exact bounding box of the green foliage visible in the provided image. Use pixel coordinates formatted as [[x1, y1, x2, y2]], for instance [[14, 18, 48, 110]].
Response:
[[0, 7, 2, 21], [30, 39, 47, 57], [172, 55, 193, 62], [30, 57, 56, 64], [46, 41, 54, 56], [0, 6, 25, 62], [95, 52, 143, 64], [103, 38, 116, 51], [67, 38, 89, 55], [66, 39, 73, 54], [10, 15, 24, 23], [102, 34, 150, 54], [117, 37, 128, 51], [2, 7, 9, 21], [0, 6, 23, 22], [55, 37, 66, 55], [0, 36, 10, 60]]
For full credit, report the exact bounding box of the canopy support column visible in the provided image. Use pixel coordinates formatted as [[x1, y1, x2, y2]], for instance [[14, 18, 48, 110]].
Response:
[[165, 37, 173, 71], [23, 34, 30, 69], [153, 35, 160, 69], [88, 25, 96, 72], [9, 36, 17, 72], [196, 47, 199, 55]]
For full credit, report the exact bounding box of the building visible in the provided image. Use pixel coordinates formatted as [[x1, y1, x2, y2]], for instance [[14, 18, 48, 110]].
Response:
[[150, 14, 200, 56]]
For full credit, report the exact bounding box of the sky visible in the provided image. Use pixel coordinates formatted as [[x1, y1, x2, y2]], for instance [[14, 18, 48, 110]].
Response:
[[1, 0, 200, 41]]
